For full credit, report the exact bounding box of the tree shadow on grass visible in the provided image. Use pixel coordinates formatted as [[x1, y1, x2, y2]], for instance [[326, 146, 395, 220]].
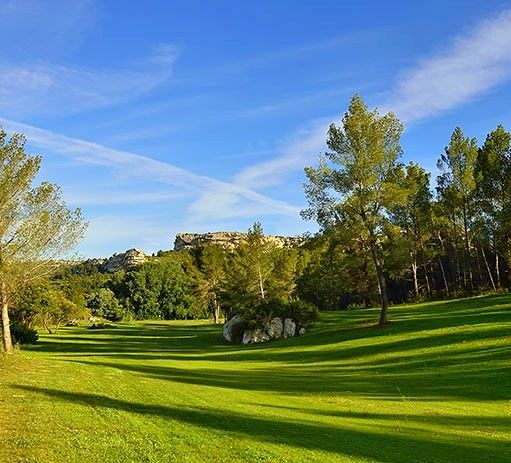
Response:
[[29, 323, 226, 355], [254, 404, 511, 432], [70, 348, 510, 401], [12, 385, 511, 463], [26, 294, 511, 401], [29, 295, 511, 363]]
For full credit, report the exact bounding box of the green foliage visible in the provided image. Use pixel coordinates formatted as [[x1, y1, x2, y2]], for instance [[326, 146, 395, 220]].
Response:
[[297, 235, 348, 310], [299, 98, 511, 308], [280, 300, 319, 326], [236, 298, 318, 329], [223, 223, 299, 315], [41, 291, 84, 334], [118, 257, 205, 320], [303, 95, 406, 324], [10, 320, 39, 345], [0, 127, 87, 352], [12, 281, 85, 334], [475, 125, 511, 285], [192, 244, 227, 323], [224, 223, 277, 304], [52, 261, 111, 310], [86, 288, 124, 321]]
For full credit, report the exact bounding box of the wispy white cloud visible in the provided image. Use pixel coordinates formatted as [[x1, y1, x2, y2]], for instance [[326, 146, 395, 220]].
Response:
[[1, 117, 300, 220], [234, 118, 331, 189], [100, 122, 192, 145], [187, 184, 299, 224], [227, 87, 356, 120], [188, 30, 376, 82], [381, 8, 511, 123], [64, 190, 187, 206], [186, 120, 329, 223], [231, 8, 511, 192], [0, 44, 180, 118], [93, 78, 371, 146]]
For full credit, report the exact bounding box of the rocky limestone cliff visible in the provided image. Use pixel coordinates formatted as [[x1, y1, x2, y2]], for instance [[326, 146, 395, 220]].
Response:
[[101, 248, 147, 273], [174, 231, 303, 252]]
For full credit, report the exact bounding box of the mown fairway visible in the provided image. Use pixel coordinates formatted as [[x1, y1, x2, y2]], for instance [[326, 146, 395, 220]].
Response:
[[1, 295, 510, 463]]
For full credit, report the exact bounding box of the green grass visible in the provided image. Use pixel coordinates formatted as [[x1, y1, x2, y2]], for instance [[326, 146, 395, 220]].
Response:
[[1, 295, 510, 463]]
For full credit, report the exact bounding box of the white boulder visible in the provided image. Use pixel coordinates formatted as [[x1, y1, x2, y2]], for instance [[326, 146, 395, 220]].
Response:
[[223, 314, 243, 343], [283, 318, 296, 338], [242, 329, 270, 344], [265, 317, 283, 339]]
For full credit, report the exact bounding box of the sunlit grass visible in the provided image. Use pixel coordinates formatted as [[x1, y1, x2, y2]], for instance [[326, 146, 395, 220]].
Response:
[[1, 294, 510, 462]]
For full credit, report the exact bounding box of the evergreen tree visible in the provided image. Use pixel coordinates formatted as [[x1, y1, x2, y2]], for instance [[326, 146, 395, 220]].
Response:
[[303, 95, 406, 325], [195, 244, 227, 323], [475, 124, 511, 287], [436, 127, 478, 292]]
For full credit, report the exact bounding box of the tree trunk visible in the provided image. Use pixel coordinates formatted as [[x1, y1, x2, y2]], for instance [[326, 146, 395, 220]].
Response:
[[362, 255, 372, 308], [506, 246, 511, 288], [369, 243, 388, 326], [1, 288, 13, 354], [257, 265, 265, 299], [428, 262, 436, 295], [436, 232, 450, 297], [212, 297, 220, 324], [467, 259, 474, 293], [451, 218, 462, 290], [419, 243, 432, 297], [481, 246, 496, 291], [462, 201, 474, 292], [411, 252, 419, 301], [42, 318, 53, 334], [423, 260, 432, 297], [475, 247, 484, 288], [495, 252, 501, 288], [438, 255, 450, 297]]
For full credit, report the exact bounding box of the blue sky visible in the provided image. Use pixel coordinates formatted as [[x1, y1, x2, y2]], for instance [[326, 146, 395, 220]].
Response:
[[2, 0, 511, 257]]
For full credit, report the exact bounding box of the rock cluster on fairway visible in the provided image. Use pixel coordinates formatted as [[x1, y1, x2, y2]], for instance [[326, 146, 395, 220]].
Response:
[[223, 314, 243, 343], [174, 231, 303, 252], [223, 315, 304, 344]]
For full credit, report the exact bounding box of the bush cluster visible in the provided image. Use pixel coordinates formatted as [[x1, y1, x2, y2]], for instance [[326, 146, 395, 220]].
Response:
[[11, 321, 39, 345], [238, 298, 318, 329]]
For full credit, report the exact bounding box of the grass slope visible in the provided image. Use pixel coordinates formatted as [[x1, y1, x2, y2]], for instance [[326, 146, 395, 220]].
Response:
[[1, 295, 510, 463]]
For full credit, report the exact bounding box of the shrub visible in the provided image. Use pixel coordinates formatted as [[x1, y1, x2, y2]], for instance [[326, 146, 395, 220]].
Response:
[[86, 288, 124, 321], [237, 298, 318, 329], [11, 321, 39, 345], [281, 300, 319, 326]]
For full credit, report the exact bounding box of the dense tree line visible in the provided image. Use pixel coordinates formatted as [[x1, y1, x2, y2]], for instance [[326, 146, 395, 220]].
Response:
[[11, 223, 312, 327], [5, 222, 316, 342], [302, 95, 511, 324]]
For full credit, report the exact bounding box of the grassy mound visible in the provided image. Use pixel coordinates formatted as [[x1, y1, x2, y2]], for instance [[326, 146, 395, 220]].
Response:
[[1, 295, 510, 462]]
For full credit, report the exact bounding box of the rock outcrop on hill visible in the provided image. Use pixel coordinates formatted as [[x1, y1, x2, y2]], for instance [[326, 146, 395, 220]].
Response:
[[101, 248, 147, 273], [174, 231, 303, 252]]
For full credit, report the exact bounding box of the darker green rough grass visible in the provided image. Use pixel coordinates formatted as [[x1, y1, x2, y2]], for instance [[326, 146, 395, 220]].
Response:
[[1, 295, 510, 462]]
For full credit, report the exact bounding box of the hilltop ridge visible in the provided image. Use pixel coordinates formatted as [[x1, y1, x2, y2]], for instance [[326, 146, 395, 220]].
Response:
[[173, 231, 304, 251]]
